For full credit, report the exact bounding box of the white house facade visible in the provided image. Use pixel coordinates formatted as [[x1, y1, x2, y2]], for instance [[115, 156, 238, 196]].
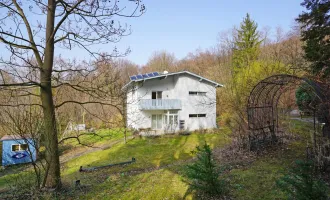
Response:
[[123, 71, 223, 134]]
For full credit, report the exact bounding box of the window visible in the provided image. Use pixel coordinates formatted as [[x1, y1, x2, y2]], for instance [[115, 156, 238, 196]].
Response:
[[152, 91, 163, 106], [20, 144, 28, 151], [164, 111, 179, 133], [152, 91, 162, 99], [12, 145, 20, 152], [189, 91, 206, 96], [189, 114, 206, 118], [11, 144, 28, 152], [152, 114, 163, 129]]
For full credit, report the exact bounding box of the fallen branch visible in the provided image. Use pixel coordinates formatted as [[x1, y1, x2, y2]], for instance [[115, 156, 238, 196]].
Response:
[[79, 157, 136, 172]]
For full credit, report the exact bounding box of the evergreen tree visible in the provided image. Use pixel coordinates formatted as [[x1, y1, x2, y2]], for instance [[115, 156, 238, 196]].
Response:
[[277, 160, 328, 200], [233, 13, 263, 71], [184, 143, 227, 195], [295, 82, 318, 112], [296, 0, 330, 78]]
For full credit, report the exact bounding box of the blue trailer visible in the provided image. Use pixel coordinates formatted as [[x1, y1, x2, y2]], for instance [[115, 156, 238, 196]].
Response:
[[1, 135, 37, 166]]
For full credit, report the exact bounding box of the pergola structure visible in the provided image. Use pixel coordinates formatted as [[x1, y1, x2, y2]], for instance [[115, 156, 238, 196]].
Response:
[[247, 74, 329, 151]]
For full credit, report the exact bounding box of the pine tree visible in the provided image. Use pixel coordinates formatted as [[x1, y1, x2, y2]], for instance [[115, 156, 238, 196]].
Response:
[[233, 13, 263, 72], [184, 143, 227, 195], [277, 160, 328, 200], [296, 0, 330, 78], [295, 82, 318, 112]]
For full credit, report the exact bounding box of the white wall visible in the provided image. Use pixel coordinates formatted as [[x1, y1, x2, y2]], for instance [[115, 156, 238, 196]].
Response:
[[175, 74, 217, 131], [126, 73, 218, 132]]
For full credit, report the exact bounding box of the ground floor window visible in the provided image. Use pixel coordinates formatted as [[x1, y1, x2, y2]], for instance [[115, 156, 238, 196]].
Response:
[[151, 111, 179, 130], [189, 114, 206, 118], [151, 114, 163, 129], [164, 111, 178, 132]]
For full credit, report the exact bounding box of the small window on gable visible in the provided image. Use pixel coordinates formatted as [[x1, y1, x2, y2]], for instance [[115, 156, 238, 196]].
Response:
[[12, 144, 20, 152], [189, 91, 206, 96], [189, 114, 198, 118]]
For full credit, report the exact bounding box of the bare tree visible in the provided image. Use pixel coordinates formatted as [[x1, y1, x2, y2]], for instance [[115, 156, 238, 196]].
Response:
[[0, 0, 145, 189], [143, 50, 177, 72]]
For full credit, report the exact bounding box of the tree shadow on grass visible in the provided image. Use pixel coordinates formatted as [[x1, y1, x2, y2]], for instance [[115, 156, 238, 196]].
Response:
[[61, 133, 228, 199]]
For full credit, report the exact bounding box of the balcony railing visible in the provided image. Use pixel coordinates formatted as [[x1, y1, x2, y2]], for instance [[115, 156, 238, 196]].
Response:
[[139, 99, 182, 110]]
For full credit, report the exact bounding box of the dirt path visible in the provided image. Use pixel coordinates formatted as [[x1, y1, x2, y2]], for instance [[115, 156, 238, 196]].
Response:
[[60, 136, 134, 164], [290, 117, 319, 124]]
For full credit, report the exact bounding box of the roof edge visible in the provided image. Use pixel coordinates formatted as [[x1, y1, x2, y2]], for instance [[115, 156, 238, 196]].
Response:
[[122, 70, 224, 90]]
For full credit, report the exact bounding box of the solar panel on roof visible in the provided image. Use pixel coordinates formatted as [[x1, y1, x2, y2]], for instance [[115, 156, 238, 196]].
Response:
[[130, 76, 137, 81], [136, 74, 143, 79], [142, 74, 148, 78], [147, 73, 154, 77], [153, 72, 159, 76]]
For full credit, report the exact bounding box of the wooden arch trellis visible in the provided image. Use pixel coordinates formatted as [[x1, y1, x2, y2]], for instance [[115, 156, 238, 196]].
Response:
[[247, 74, 330, 151]]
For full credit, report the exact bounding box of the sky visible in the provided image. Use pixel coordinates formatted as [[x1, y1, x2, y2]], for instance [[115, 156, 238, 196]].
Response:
[[101, 0, 306, 66], [0, 0, 306, 66]]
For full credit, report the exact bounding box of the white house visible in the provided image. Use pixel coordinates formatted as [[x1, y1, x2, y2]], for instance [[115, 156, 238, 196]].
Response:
[[123, 71, 223, 134]]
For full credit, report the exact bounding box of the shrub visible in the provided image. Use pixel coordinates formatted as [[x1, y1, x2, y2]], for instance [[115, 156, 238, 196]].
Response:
[[184, 143, 227, 195], [277, 160, 329, 200]]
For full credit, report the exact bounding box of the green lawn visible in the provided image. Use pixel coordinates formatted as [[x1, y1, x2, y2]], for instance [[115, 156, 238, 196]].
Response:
[[62, 128, 130, 149], [63, 131, 230, 200], [79, 166, 192, 200], [228, 119, 316, 200], [61, 131, 231, 186], [0, 129, 231, 199], [0, 120, 322, 199]]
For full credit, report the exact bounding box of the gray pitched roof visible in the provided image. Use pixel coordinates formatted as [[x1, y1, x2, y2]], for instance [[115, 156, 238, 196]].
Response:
[[0, 134, 32, 141], [123, 70, 224, 89]]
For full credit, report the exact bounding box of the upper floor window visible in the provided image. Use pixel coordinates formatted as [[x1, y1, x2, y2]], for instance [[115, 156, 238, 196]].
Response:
[[152, 91, 162, 99], [189, 91, 206, 96]]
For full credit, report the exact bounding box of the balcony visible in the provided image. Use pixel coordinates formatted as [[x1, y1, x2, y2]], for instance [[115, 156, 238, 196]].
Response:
[[139, 99, 182, 110]]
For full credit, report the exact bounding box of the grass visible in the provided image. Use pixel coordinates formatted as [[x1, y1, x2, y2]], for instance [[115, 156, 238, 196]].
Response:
[[62, 132, 230, 180], [62, 128, 130, 148], [0, 129, 231, 199], [0, 129, 131, 190], [228, 119, 315, 200], [0, 120, 323, 199], [65, 131, 231, 200], [79, 167, 191, 200]]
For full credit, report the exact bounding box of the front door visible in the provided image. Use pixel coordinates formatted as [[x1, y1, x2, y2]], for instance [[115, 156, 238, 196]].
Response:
[[151, 114, 163, 129], [164, 111, 178, 133]]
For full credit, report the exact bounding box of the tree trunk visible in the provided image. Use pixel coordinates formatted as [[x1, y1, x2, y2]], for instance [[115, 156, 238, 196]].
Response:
[[40, 0, 61, 189]]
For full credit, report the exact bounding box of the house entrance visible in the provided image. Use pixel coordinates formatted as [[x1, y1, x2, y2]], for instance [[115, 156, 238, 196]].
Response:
[[164, 111, 178, 133], [151, 114, 163, 129]]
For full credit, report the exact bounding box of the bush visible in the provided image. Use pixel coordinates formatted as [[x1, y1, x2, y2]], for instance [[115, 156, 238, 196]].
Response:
[[277, 160, 329, 200], [184, 143, 227, 195]]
